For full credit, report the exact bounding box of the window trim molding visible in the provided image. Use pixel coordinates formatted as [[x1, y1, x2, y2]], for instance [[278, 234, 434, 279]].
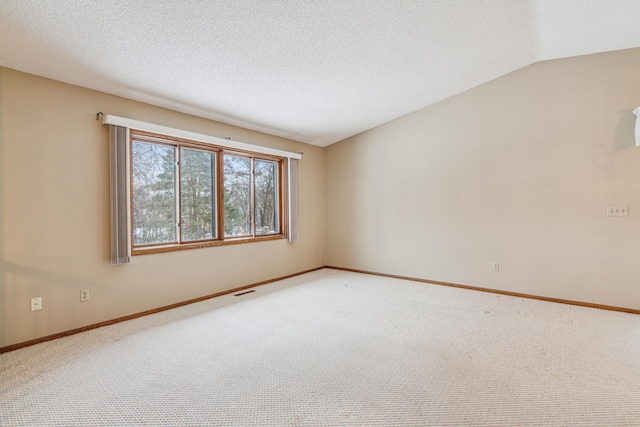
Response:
[[132, 234, 287, 255], [102, 114, 302, 160], [129, 130, 287, 255]]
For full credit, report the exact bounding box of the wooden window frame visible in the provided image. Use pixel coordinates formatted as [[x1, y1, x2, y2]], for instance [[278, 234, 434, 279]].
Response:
[[130, 130, 287, 255]]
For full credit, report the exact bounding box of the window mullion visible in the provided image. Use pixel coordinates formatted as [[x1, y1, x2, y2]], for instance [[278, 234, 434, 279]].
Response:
[[175, 146, 181, 244], [218, 151, 225, 241], [211, 152, 217, 239], [251, 157, 256, 237]]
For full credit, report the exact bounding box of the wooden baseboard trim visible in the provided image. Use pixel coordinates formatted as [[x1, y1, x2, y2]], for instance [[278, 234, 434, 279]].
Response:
[[0, 266, 324, 354], [326, 265, 640, 316], [5, 265, 638, 354]]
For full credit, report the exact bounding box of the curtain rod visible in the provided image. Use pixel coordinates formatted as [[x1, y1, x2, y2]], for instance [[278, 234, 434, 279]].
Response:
[[99, 113, 303, 160]]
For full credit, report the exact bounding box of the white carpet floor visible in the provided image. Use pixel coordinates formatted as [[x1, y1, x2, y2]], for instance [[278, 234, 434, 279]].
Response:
[[2, 268, 640, 426]]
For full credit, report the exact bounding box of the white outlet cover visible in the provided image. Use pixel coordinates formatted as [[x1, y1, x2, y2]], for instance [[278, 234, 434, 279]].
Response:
[[31, 297, 42, 311], [607, 206, 629, 216], [80, 289, 90, 302]]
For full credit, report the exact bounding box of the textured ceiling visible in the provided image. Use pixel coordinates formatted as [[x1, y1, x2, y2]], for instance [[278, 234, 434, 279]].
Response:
[[1, 1, 639, 147]]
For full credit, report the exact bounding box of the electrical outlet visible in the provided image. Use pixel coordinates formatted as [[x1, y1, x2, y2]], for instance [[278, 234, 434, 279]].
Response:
[[31, 297, 42, 311], [607, 206, 629, 216], [492, 262, 500, 272], [80, 289, 90, 302]]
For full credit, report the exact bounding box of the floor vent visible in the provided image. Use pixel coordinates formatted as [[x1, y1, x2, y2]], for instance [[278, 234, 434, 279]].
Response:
[[234, 290, 256, 297]]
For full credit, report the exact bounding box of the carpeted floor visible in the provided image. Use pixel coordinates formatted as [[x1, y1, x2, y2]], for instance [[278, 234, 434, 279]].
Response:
[[2, 268, 640, 426]]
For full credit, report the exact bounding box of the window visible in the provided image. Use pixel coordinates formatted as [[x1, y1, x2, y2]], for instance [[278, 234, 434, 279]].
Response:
[[130, 131, 285, 254], [223, 155, 280, 237]]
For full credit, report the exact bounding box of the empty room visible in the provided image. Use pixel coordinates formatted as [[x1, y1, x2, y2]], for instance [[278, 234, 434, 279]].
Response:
[[2, 1, 640, 425]]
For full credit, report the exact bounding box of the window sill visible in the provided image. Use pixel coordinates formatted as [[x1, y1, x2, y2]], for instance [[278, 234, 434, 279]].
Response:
[[132, 234, 287, 256]]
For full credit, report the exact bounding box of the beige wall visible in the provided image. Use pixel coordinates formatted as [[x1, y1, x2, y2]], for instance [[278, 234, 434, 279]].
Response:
[[0, 68, 326, 347], [326, 48, 640, 309], [3, 47, 640, 349]]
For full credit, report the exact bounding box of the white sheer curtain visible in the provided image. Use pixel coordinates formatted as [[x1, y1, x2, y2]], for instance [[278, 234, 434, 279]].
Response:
[[109, 125, 131, 264]]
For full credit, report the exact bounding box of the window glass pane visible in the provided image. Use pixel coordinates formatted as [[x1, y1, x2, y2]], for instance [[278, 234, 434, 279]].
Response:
[[180, 148, 216, 241], [254, 159, 278, 235], [224, 155, 251, 237], [132, 141, 176, 245]]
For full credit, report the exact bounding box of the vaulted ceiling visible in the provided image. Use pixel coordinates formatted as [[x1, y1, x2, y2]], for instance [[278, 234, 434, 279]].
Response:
[[1, 1, 639, 146]]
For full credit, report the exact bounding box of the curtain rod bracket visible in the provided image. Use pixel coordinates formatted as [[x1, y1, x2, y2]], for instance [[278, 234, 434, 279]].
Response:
[[96, 112, 104, 121]]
